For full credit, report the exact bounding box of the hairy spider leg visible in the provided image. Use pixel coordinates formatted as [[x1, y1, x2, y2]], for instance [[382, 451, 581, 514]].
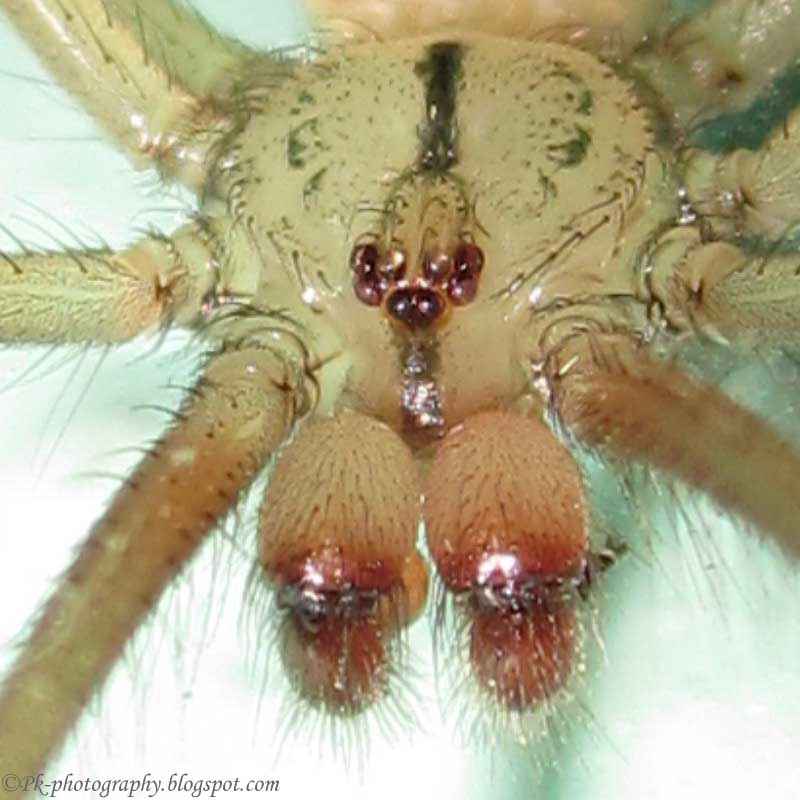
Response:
[[633, 0, 800, 128], [653, 232, 800, 350], [0, 223, 217, 343], [684, 106, 800, 242], [556, 338, 800, 561], [1, 0, 272, 188], [78, 0, 257, 101], [0, 346, 302, 789]]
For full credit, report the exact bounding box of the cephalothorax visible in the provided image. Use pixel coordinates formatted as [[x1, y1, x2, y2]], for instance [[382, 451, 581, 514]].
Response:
[[1, 0, 800, 793]]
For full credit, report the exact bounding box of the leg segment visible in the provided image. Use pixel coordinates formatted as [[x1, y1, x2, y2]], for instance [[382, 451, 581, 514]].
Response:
[[96, 0, 253, 100], [0, 345, 301, 785], [650, 225, 800, 350], [309, 0, 669, 50], [670, 239, 800, 349], [0, 223, 216, 344], [556, 338, 800, 559], [1, 0, 254, 187], [684, 106, 800, 241], [633, 0, 800, 128]]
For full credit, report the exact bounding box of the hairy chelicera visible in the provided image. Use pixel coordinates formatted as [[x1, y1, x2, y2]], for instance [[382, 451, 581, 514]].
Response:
[[1, 0, 800, 795]]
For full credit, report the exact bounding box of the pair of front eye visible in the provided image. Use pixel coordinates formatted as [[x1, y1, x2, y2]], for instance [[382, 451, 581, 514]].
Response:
[[350, 241, 484, 328]]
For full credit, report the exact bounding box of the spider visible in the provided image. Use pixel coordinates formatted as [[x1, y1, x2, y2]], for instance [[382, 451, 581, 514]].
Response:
[[0, 0, 796, 796]]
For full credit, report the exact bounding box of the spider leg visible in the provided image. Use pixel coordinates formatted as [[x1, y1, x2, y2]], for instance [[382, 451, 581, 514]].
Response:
[[634, 0, 800, 129], [0, 345, 301, 787], [0, 223, 217, 344], [308, 0, 669, 50], [92, 0, 255, 101], [555, 337, 800, 560], [647, 105, 800, 348], [684, 105, 800, 241], [655, 232, 800, 350], [1, 0, 266, 189]]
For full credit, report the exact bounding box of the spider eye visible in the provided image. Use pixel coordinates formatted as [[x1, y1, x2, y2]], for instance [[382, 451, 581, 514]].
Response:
[[379, 247, 407, 282], [351, 243, 410, 308], [386, 287, 413, 321], [353, 276, 384, 306], [454, 242, 484, 275], [414, 287, 445, 325], [423, 250, 454, 281], [386, 286, 445, 329], [350, 243, 385, 306], [447, 242, 483, 304], [352, 238, 482, 319], [351, 243, 380, 277], [447, 271, 478, 304]]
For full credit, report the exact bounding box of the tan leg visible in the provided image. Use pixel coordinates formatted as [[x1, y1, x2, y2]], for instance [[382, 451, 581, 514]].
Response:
[[658, 235, 800, 350], [634, 0, 800, 128], [97, 0, 254, 100], [309, 0, 669, 50], [1, 0, 256, 187], [684, 106, 800, 241], [0, 222, 217, 344], [650, 105, 800, 351], [556, 338, 800, 560], [0, 345, 301, 786]]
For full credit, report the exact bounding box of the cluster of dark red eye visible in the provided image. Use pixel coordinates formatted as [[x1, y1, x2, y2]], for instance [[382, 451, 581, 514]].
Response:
[[423, 242, 484, 306], [350, 240, 484, 330]]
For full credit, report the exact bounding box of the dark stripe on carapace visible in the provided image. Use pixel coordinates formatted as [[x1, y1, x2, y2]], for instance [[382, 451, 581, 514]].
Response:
[[414, 42, 463, 172]]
